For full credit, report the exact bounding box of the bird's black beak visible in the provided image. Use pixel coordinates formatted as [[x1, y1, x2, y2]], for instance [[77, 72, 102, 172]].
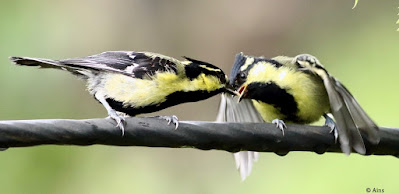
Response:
[[225, 87, 240, 96], [224, 84, 240, 96], [237, 84, 248, 102]]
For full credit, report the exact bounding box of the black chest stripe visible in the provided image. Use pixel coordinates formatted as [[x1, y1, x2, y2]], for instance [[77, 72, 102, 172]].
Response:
[[246, 82, 299, 121], [105, 89, 223, 116]]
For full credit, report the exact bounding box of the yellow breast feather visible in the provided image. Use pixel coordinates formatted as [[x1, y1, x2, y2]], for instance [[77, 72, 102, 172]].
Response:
[[103, 72, 223, 108], [247, 62, 329, 123]]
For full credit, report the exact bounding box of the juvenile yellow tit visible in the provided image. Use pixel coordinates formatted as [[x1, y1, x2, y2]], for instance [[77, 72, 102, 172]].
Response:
[[224, 53, 380, 180]]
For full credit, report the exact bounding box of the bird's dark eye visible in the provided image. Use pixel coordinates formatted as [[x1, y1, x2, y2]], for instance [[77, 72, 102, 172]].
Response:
[[240, 72, 246, 79], [232, 71, 247, 89]]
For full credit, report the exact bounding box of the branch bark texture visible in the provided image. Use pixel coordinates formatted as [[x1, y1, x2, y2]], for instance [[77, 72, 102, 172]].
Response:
[[0, 117, 397, 157]]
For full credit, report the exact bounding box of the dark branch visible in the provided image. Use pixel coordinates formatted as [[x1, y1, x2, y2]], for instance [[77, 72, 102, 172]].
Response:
[[0, 117, 397, 157]]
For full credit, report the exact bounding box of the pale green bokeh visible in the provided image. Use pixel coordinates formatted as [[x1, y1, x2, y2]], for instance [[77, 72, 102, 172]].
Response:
[[0, 0, 397, 194]]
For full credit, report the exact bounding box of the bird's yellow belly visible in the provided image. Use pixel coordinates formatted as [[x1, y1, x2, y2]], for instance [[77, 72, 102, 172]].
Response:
[[101, 73, 179, 107], [252, 76, 330, 124], [97, 72, 224, 108]]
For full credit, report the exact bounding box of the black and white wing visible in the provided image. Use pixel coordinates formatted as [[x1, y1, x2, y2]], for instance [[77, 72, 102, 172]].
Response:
[[60, 51, 180, 78], [10, 51, 180, 79]]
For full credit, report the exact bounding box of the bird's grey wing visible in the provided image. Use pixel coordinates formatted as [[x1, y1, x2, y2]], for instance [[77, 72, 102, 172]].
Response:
[[216, 94, 264, 181], [332, 77, 380, 144], [11, 51, 180, 79], [322, 73, 367, 155], [217, 94, 264, 122], [60, 51, 179, 79], [293, 53, 379, 155]]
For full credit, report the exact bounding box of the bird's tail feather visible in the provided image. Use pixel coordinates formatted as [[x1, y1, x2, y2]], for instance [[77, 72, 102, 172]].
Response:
[[9, 56, 90, 78], [10, 56, 62, 68]]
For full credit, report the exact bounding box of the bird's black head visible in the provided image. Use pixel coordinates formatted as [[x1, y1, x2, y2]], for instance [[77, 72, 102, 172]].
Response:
[[230, 53, 254, 90], [183, 56, 228, 85], [230, 52, 283, 91]]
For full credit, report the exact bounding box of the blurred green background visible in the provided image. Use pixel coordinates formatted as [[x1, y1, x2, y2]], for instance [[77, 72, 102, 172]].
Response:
[[0, 0, 398, 193]]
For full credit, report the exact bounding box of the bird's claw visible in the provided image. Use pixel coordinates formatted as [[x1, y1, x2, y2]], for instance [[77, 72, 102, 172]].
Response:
[[157, 115, 179, 130], [116, 117, 126, 135], [107, 111, 126, 136], [272, 119, 286, 136], [294, 54, 320, 66], [324, 114, 338, 143]]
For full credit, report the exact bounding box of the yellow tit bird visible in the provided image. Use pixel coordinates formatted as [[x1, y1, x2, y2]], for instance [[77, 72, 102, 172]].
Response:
[[223, 52, 380, 180], [10, 51, 229, 135]]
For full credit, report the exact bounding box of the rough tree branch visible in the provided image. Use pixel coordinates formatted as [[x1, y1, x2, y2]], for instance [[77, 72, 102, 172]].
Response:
[[0, 117, 397, 156]]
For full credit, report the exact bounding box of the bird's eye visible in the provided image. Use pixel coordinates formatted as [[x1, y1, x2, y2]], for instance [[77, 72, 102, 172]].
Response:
[[240, 72, 246, 79]]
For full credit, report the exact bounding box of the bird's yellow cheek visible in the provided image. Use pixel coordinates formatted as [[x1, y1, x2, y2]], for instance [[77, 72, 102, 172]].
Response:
[[197, 74, 224, 91]]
